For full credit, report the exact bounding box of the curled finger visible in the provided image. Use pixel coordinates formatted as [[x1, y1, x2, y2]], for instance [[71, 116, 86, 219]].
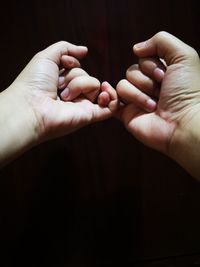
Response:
[[116, 79, 157, 112], [126, 64, 158, 97], [61, 75, 100, 102], [61, 55, 81, 69], [139, 57, 166, 83], [58, 67, 88, 89]]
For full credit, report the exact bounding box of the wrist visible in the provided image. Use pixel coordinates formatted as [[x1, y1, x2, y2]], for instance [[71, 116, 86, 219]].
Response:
[[169, 110, 200, 179], [0, 86, 41, 166]]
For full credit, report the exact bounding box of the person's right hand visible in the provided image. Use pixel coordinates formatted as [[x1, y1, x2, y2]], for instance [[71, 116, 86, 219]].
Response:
[[8, 41, 117, 141], [116, 31, 200, 178], [0, 41, 117, 167]]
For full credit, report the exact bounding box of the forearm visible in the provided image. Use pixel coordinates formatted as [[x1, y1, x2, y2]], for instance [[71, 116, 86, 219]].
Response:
[[0, 87, 39, 167]]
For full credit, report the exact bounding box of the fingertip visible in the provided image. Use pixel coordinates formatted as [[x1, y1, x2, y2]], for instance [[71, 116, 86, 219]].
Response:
[[58, 76, 65, 86], [134, 41, 146, 50], [94, 77, 101, 87], [101, 81, 112, 91], [79, 45, 88, 50], [146, 98, 157, 112], [90, 77, 101, 92], [133, 41, 147, 56], [98, 91, 110, 107], [78, 46, 88, 54], [153, 68, 165, 82], [60, 87, 70, 101], [101, 81, 118, 102], [102, 81, 110, 85], [72, 45, 88, 59]]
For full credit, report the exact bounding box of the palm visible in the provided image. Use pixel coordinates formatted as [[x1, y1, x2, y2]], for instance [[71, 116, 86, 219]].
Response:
[[16, 57, 112, 140], [38, 97, 110, 139], [16, 57, 59, 98], [121, 104, 175, 153]]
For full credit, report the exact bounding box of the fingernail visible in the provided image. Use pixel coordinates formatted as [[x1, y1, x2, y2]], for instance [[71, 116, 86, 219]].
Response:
[[98, 91, 110, 107], [146, 98, 157, 112], [134, 41, 146, 50], [61, 88, 70, 100], [154, 68, 165, 82], [58, 76, 65, 85]]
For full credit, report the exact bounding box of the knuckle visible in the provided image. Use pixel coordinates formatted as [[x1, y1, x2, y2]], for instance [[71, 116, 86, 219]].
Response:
[[92, 77, 100, 88], [74, 75, 87, 84], [126, 64, 139, 80], [56, 40, 74, 51], [69, 76, 85, 89], [126, 67, 133, 79], [116, 79, 127, 92], [70, 68, 87, 76], [154, 31, 169, 41]]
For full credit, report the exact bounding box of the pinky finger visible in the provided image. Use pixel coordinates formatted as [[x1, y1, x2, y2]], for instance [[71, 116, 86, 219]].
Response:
[[100, 81, 119, 112], [97, 91, 110, 107]]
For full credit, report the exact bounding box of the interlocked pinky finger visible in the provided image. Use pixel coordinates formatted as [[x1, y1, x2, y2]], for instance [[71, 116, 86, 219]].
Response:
[[98, 82, 118, 112]]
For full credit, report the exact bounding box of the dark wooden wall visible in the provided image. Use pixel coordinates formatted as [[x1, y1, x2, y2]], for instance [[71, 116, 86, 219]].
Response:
[[1, 1, 200, 266]]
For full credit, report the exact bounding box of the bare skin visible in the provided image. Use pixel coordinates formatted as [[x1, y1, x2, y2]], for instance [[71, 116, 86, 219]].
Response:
[[0, 41, 117, 166], [116, 31, 200, 179]]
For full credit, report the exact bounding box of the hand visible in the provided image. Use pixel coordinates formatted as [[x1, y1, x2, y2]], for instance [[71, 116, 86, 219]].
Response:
[[10, 41, 117, 141], [116, 32, 200, 177], [0, 41, 117, 166]]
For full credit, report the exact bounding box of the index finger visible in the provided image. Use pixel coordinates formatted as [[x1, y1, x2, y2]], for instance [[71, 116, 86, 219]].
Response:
[[133, 31, 198, 65]]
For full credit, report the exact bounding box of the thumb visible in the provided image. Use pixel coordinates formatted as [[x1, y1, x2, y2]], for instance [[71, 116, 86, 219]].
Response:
[[133, 31, 198, 65], [38, 41, 88, 64]]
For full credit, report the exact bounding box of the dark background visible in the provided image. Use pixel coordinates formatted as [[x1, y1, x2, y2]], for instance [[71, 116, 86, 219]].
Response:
[[0, 0, 200, 266]]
